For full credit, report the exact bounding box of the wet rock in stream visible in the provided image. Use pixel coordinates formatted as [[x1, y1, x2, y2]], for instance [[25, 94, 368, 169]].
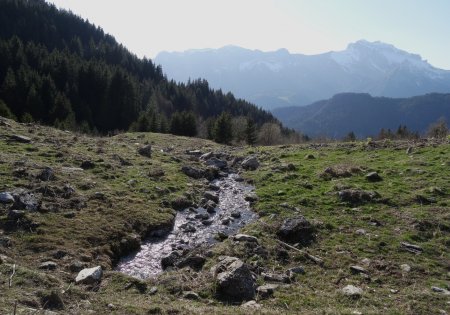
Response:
[[117, 174, 257, 278]]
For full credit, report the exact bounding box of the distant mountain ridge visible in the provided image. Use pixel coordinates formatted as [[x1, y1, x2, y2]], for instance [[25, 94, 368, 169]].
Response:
[[155, 41, 450, 110], [272, 93, 450, 138]]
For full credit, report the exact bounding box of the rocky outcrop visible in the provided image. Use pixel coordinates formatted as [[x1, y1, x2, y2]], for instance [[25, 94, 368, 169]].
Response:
[[241, 156, 260, 170], [277, 216, 316, 245]]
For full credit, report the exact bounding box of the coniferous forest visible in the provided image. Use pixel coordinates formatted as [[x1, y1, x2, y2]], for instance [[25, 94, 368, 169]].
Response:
[[0, 0, 291, 142]]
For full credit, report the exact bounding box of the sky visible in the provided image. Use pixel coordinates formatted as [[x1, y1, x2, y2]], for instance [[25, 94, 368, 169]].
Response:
[[47, 0, 450, 69]]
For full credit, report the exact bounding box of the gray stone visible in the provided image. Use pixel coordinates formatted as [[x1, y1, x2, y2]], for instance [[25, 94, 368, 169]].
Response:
[[199, 152, 213, 160], [400, 264, 411, 272], [183, 291, 200, 300], [262, 272, 290, 283], [277, 216, 315, 245], [338, 189, 380, 204], [215, 258, 256, 301], [8, 209, 26, 220], [230, 210, 241, 218], [137, 144, 152, 158], [161, 251, 183, 269], [0, 236, 12, 247], [431, 287, 450, 295], [350, 265, 368, 274], [11, 189, 41, 211], [233, 234, 259, 243], [244, 193, 258, 203], [241, 156, 260, 170], [10, 134, 31, 143], [176, 255, 206, 270], [37, 167, 55, 181], [80, 160, 95, 170], [75, 266, 103, 284], [0, 192, 14, 204], [205, 157, 227, 170], [148, 286, 158, 295], [181, 166, 204, 179], [400, 242, 423, 254], [204, 191, 219, 203], [171, 196, 193, 210], [69, 260, 84, 272], [39, 261, 58, 270], [286, 266, 305, 277], [341, 285, 363, 297], [241, 300, 261, 309], [256, 283, 279, 298], [366, 171, 382, 182]]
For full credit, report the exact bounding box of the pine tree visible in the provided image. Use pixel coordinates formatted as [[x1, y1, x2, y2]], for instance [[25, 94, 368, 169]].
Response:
[[213, 112, 233, 144], [245, 118, 257, 145]]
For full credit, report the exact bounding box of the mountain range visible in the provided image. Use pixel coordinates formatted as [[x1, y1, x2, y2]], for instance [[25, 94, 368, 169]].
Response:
[[155, 41, 450, 110], [273, 93, 450, 138]]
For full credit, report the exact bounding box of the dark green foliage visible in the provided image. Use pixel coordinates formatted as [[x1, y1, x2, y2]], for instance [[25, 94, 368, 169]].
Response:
[[0, 99, 15, 119], [343, 131, 356, 142], [0, 0, 280, 138], [213, 112, 233, 144], [246, 118, 257, 145], [427, 117, 448, 138]]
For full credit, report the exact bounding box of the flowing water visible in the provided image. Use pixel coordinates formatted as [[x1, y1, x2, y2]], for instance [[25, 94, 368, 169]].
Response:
[[117, 174, 257, 279]]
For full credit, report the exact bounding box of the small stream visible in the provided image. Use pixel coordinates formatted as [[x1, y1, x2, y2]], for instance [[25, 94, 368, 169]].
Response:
[[117, 174, 257, 279]]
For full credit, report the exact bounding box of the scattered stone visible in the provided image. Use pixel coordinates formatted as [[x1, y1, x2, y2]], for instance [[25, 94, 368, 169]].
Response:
[[241, 156, 260, 170], [148, 286, 158, 295], [161, 251, 183, 269], [8, 209, 26, 220], [262, 272, 290, 283], [176, 255, 206, 270], [205, 157, 227, 169], [204, 191, 219, 203], [400, 264, 411, 272], [10, 134, 32, 143], [181, 166, 204, 179], [180, 223, 196, 233], [360, 258, 371, 266], [305, 154, 315, 160], [221, 218, 230, 225], [277, 216, 315, 245], [230, 211, 241, 218], [80, 160, 95, 170], [0, 192, 15, 204], [39, 261, 58, 270], [12, 189, 41, 211], [127, 179, 137, 186], [39, 290, 64, 310], [208, 183, 220, 191], [233, 234, 259, 243], [286, 266, 305, 277], [256, 283, 279, 298], [183, 291, 200, 300], [186, 150, 202, 156], [137, 144, 152, 158], [37, 167, 55, 181], [244, 193, 258, 203], [120, 234, 141, 255], [366, 171, 382, 182], [338, 189, 380, 204], [107, 304, 116, 310], [341, 285, 363, 298], [200, 152, 213, 160], [0, 236, 12, 247], [75, 266, 103, 284], [355, 229, 367, 235], [406, 147, 413, 154], [400, 242, 423, 254], [205, 200, 217, 213], [431, 287, 450, 295], [171, 196, 193, 210], [148, 168, 165, 177], [194, 213, 209, 220], [213, 257, 257, 301], [241, 300, 261, 309], [350, 265, 368, 274]]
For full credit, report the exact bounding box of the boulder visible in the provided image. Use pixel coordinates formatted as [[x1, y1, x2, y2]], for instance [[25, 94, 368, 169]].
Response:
[[214, 257, 256, 301], [181, 166, 204, 179], [176, 254, 206, 271], [338, 189, 379, 204], [80, 160, 95, 170], [233, 234, 259, 243], [244, 193, 258, 203], [0, 192, 14, 204], [241, 300, 261, 309], [10, 134, 31, 143], [241, 156, 260, 170], [230, 210, 241, 218], [286, 266, 305, 277], [137, 144, 152, 158], [0, 236, 12, 247], [75, 266, 103, 284], [203, 191, 219, 203], [350, 265, 367, 274], [205, 157, 227, 170], [256, 283, 279, 298], [183, 291, 200, 300], [340, 285, 363, 297], [277, 216, 315, 245], [39, 290, 64, 310], [200, 152, 213, 160], [171, 196, 193, 210], [37, 167, 55, 181], [39, 261, 58, 270], [366, 171, 382, 182], [262, 272, 290, 283], [11, 189, 41, 211], [161, 251, 183, 269], [8, 209, 26, 220]]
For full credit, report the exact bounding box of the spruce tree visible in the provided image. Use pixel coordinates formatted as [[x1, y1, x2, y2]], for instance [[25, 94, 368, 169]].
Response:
[[245, 118, 257, 145], [213, 112, 233, 144]]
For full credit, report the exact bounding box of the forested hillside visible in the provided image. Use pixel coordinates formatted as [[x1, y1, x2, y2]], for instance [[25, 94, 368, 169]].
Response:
[[0, 0, 281, 140]]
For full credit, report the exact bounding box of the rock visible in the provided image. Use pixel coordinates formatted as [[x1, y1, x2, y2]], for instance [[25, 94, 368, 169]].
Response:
[[244, 193, 258, 203], [366, 171, 382, 182], [176, 255, 206, 271], [262, 272, 290, 283], [180, 222, 196, 233], [205, 200, 217, 213], [0, 192, 14, 204], [256, 283, 279, 298], [39, 261, 58, 270], [39, 290, 64, 310], [120, 234, 141, 255], [183, 291, 200, 300], [230, 210, 241, 218], [205, 157, 227, 170], [305, 154, 315, 160], [69, 260, 84, 272], [241, 300, 261, 309], [37, 167, 55, 181], [350, 265, 368, 274], [80, 160, 95, 170], [10, 134, 31, 143], [8, 209, 26, 220], [338, 189, 380, 204], [400, 264, 411, 272], [221, 218, 230, 225], [208, 183, 220, 191], [149, 286, 158, 295], [341, 285, 363, 297], [181, 166, 204, 179], [161, 251, 183, 269], [107, 303, 116, 310], [195, 213, 209, 220], [214, 258, 256, 301], [400, 242, 423, 254], [75, 266, 103, 284], [186, 150, 202, 156], [277, 216, 315, 245], [200, 152, 213, 160], [12, 189, 41, 211], [406, 147, 413, 154], [137, 144, 152, 158], [204, 191, 219, 203], [241, 156, 260, 170], [355, 229, 366, 235], [171, 196, 193, 210], [233, 234, 259, 243], [431, 287, 450, 295]]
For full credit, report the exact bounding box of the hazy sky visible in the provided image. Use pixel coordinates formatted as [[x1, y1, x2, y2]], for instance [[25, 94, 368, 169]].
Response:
[[48, 0, 450, 69]]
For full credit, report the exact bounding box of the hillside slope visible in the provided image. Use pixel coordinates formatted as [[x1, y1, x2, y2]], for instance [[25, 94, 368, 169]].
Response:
[[1, 117, 449, 314], [155, 41, 450, 109], [273, 93, 450, 138]]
